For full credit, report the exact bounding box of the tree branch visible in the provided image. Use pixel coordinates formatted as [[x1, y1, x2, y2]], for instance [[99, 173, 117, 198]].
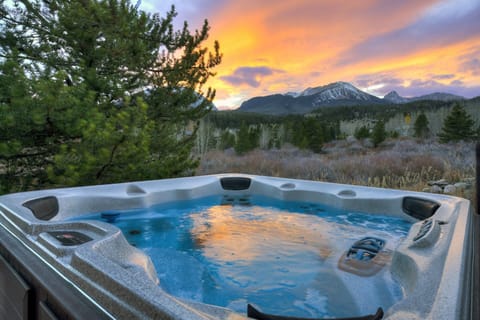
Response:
[[95, 135, 126, 179]]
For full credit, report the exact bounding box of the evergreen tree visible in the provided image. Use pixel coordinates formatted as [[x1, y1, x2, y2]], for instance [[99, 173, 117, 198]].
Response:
[[234, 123, 259, 155], [371, 120, 386, 147], [304, 117, 324, 153], [438, 103, 476, 143], [413, 113, 430, 138], [234, 122, 251, 155], [390, 131, 400, 139], [219, 130, 236, 150], [0, 1, 221, 192], [286, 117, 325, 152], [354, 125, 370, 139]]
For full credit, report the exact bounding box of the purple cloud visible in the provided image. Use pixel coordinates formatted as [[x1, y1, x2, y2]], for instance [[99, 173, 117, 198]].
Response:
[[338, 0, 480, 66], [354, 74, 405, 96], [309, 71, 323, 78], [139, 0, 221, 30], [354, 74, 404, 89], [389, 79, 478, 98], [410, 79, 443, 88], [404, 81, 479, 98], [220, 66, 284, 87], [431, 74, 455, 80], [354, 71, 479, 98], [460, 54, 480, 76]]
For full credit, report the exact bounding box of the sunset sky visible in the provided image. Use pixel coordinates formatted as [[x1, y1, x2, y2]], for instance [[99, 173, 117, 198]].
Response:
[[140, 0, 480, 110]]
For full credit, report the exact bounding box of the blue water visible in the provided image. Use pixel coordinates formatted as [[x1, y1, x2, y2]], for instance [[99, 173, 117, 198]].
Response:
[[78, 195, 412, 318]]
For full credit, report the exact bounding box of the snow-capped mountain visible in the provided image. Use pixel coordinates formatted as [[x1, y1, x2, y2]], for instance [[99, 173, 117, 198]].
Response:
[[299, 81, 380, 102], [237, 81, 466, 115], [238, 81, 382, 114]]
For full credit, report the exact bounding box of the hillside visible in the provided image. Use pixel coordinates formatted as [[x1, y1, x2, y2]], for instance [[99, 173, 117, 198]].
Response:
[[383, 91, 465, 104]]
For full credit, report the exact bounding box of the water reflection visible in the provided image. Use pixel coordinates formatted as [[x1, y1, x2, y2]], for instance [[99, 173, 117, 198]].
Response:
[[190, 205, 333, 263]]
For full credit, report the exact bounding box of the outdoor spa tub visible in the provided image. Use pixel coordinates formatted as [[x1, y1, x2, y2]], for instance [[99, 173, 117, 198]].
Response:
[[0, 174, 476, 320]]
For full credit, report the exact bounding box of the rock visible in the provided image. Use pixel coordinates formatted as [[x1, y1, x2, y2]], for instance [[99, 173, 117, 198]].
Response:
[[346, 135, 357, 143], [347, 142, 364, 153], [422, 188, 431, 193], [430, 185, 443, 193], [443, 185, 457, 194], [363, 138, 374, 148], [463, 177, 476, 184], [427, 179, 449, 187], [454, 182, 470, 190]]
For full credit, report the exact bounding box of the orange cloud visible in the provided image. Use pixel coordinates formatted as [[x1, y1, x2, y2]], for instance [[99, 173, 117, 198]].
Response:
[[144, 0, 480, 108]]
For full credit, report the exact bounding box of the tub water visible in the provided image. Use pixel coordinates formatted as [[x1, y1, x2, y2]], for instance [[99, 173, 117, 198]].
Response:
[[0, 174, 475, 320], [77, 195, 411, 318]]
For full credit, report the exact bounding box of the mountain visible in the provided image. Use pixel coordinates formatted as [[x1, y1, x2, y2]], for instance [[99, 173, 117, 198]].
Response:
[[236, 81, 467, 115], [383, 91, 464, 104], [298, 81, 377, 102], [383, 91, 410, 104], [237, 82, 383, 115]]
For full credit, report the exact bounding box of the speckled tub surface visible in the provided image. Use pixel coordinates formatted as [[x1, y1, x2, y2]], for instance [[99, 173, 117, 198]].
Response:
[[0, 174, 475, 319]]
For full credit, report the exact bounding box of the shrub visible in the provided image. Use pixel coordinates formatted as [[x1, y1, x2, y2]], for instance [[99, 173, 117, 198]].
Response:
[[197, 138, 475, 203]]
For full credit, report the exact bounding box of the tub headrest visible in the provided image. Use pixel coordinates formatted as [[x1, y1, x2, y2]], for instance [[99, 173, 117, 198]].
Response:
[[22, 196, 59, 221], [402, 197, 440, 220]]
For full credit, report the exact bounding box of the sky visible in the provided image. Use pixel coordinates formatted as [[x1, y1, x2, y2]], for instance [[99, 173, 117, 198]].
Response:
[[140, 0, 480, 110]]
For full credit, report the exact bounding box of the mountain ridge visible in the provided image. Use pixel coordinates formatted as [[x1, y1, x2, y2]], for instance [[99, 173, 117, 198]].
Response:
[[383, 90, 464, 104], [236, 82, 465, 115]]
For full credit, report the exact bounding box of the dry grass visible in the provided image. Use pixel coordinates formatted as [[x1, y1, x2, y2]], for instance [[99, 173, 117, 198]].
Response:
[[196, 138, 476, 203]]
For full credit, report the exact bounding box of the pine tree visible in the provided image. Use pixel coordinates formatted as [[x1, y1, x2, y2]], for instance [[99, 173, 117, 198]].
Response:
[[354, 125, 371, 140], [0, 1, 221, 192], [219, 130, 236, 150], [287, 117, 324, 153], [234, 122, 259, 155], [304, 117, 324, 153], [413, 113, 430, 138], [372, 120, 386, 147], [438, 103, 476, 143]]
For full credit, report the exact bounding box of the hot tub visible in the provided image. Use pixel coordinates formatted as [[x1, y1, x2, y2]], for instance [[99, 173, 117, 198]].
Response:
[[0, 174, 476, 320]]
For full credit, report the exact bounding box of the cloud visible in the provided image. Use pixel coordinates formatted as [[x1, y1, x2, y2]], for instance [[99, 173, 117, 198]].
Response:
[[458, 45, 480, 76], [401, 79, 480, 98], [309, 71, 323, 78], [450, 79, 464, 86], [338, 0, 480, 66], [461, 58, 480, 75], [431, 74, 456, 80], [353, 74, 405, 96], [355, 74, 404, 89], [459, 47, 480, 75], [410, 79, 444, 88], [220, 66, 285, 87], [354, 71, 479, 98], [140, 0, 480, 108], [391, 78, 479, 98], [139, 0, 221, 30]]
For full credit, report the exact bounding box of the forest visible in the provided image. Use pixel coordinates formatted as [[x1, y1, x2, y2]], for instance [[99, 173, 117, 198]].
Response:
[[194, 100, 479, 156]]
